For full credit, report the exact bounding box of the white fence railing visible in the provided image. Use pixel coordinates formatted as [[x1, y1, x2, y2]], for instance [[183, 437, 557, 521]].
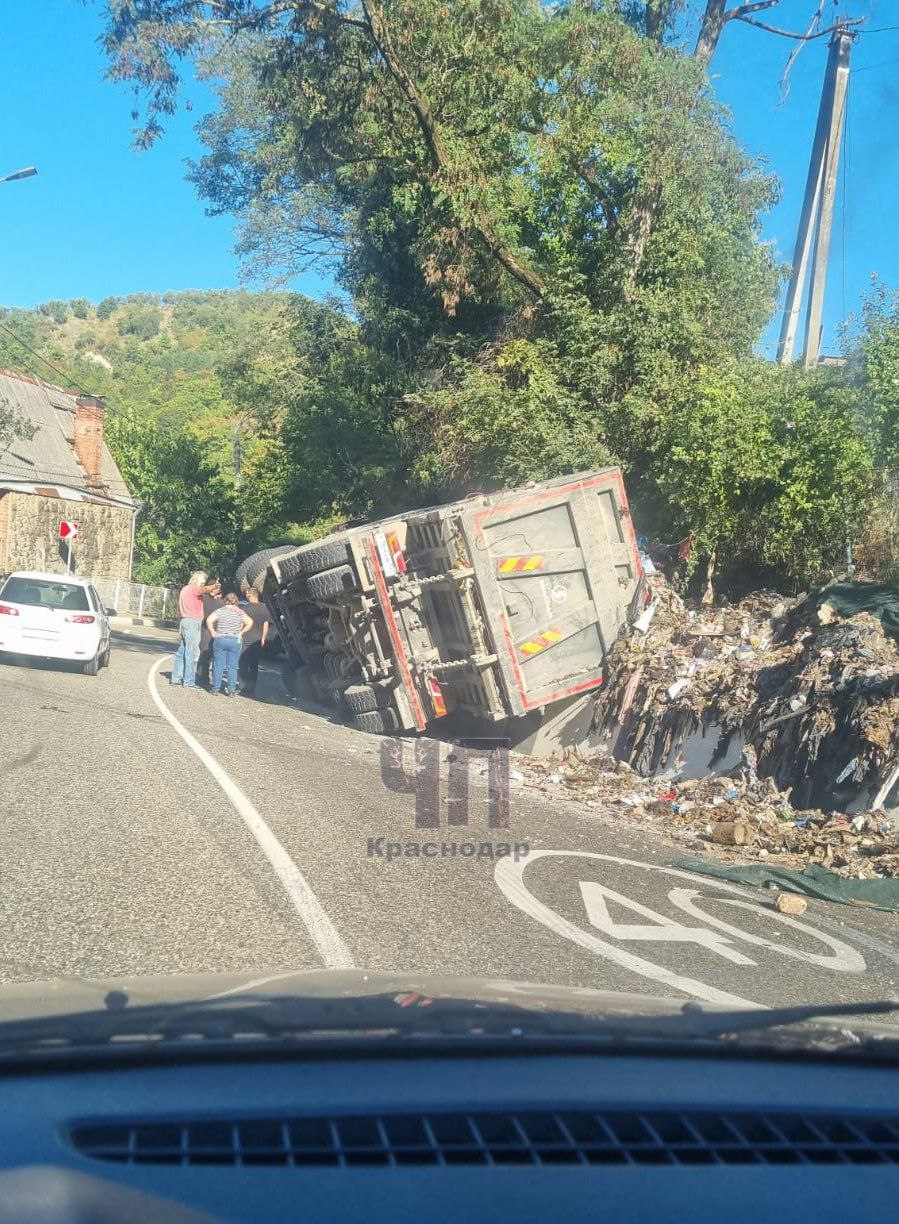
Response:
[[92, 577, 179, 621]]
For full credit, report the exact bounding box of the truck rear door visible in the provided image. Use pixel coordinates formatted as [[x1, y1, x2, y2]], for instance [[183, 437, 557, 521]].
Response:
[[461, 469, 641, 716]]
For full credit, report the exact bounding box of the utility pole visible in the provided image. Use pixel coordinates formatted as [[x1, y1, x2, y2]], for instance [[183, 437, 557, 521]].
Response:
[[777, 27, 854, 369]]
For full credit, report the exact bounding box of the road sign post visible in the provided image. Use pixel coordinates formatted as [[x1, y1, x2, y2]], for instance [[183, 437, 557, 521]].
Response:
[[59, 520, 80, 575]]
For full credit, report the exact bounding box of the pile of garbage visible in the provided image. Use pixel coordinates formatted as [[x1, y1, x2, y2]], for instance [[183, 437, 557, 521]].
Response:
[[519, 576, 899, 879], [591, 576, 899, 816], [751, 586, 899, 811], [517, 746, 899, 879]]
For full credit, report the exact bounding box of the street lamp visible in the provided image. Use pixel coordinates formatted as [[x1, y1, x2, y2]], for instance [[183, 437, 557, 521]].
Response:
[[0, 167, 37, 184]]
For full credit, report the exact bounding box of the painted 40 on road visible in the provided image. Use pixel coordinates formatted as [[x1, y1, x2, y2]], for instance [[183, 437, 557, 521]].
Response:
[[495, 851, 866, 1009]]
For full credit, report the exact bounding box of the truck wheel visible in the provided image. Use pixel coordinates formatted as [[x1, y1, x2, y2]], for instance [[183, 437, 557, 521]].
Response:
[[343, 683, 393, 714], [352, 707, 400, 734], [280, 539, 350, 581], [343, 684, 378, 715], [235, 545, 294, 592], [305, 564, 358, 601]]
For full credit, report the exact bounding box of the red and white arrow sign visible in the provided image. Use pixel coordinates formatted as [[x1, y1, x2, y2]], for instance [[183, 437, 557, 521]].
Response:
[[59, 520, 80, 541]]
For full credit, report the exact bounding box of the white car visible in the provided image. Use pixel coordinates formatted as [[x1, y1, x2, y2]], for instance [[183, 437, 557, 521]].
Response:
[[0, 571, 112, 675]]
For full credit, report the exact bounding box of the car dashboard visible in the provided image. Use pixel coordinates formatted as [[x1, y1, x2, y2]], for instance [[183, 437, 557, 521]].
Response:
[[0, 1048, 897, 1222]]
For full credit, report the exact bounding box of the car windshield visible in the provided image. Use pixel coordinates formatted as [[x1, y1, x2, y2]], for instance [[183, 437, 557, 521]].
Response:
[[1, 578, 90, 612], [0, 0, 895, 1069]]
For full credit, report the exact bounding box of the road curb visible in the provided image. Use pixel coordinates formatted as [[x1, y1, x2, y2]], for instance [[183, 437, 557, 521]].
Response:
[[110, 615, 178, 630]]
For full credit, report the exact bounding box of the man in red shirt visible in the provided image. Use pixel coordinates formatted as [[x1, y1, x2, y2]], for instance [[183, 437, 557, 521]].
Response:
[[171, 570, 216, 688]]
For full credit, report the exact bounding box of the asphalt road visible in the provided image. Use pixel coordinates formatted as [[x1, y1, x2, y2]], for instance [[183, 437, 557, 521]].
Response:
[[0, 627, 897, 1012]]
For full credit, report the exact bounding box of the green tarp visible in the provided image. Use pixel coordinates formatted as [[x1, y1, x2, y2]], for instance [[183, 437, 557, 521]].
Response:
[[812, 581, 899, 642], [672, 857, 899, 913]]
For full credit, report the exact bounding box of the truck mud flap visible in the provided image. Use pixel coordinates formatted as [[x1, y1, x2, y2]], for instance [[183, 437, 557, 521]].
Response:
[[462, 469, 641, 717]]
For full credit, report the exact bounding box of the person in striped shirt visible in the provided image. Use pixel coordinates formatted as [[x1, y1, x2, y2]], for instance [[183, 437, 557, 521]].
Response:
[[206, 592, 254, 697]]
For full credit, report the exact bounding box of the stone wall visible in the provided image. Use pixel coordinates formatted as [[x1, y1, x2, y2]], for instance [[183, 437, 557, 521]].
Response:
[[0, 492, 134, 580]]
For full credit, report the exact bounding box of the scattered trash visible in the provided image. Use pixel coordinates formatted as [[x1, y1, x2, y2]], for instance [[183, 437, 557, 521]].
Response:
[[633, 601, 659, 634], [835, 757, 858, 785], [590, 574, 899, 816], [775, 893, 808, 916], [512, 575, 899, 883], [712, 820, 752, 846]]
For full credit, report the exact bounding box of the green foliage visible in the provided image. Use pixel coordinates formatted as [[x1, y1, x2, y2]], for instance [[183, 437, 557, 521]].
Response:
[[281, 315, 412, 521], [116, 307, 161, 340], [71, 299, 91, 320], [845, 282, 899, 471], [107, 404, 239, 585], [648, 364, 873, 586], [408, 337, 612, 495], [96, 296, 118, 320], [80, 3, 889, 591], [38, 299, 67, 325]]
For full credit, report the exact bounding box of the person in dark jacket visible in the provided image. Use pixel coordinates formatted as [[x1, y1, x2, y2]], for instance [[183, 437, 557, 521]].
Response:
[[197, 580, 223, 689], [238, 588, 271, 698]]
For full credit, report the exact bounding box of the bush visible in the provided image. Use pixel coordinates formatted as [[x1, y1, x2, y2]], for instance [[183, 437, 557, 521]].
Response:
[[96, 296, 119, 320], [117, 308, 161, 341], [648, 363, 873, 590], [38, 299, 67, 324], [71, 298, 91, 319]]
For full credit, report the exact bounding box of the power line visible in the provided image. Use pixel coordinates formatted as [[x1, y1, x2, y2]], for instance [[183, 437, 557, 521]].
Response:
[[853, 56, 899, 72], [0, 319, 102, 403]]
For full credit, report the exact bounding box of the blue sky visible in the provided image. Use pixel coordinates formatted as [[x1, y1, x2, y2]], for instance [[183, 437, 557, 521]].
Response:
[[1, 0, 897, 355]]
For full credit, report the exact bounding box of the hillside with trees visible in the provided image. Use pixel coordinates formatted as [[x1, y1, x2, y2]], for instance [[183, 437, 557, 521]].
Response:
[[88, 0, 896, 595], [0, 290, 342, 583], [3, 0, 896, 592]]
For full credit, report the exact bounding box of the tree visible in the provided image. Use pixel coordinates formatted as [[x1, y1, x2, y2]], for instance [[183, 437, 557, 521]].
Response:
[[117, 307, 161, 341], [38, 299, 68, 325], [845, 282, 899, 472], [648, 362, 872, 590], [106, 404, 240, 584], [93, 1, 876, 592], [96, 296, 119, 320]]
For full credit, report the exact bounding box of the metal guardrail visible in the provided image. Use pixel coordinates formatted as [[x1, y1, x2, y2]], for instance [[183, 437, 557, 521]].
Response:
[[91, 577, 179, 621]]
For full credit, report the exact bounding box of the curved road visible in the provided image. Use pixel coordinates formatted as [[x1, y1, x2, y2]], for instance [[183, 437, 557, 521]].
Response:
[[0, 627, 896, 1011]]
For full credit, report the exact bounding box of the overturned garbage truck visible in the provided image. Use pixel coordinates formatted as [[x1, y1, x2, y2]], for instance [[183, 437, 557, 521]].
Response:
[[239, 469, 643, 750]]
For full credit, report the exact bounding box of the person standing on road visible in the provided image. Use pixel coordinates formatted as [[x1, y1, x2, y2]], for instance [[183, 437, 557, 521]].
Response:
[[237, 588, 271, 699], [207, 592, 254, 697], [171, 570, 217, 688], [197, 580, 224, 689]]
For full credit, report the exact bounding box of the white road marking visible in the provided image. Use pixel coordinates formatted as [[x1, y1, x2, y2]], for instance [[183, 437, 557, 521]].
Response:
[[148, 656, 354, 970], [667, 889, 865, 971], [496, 851, 869, 1007], [496, 850, 761, 1007]]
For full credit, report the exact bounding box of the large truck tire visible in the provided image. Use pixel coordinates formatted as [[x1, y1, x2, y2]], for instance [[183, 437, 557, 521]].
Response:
[[352, 708, 400, 734], [305, 564, 358, 601], [279, 539, 350, 582], [344, 684, 377, 715], [343, 683, 393, 715], [236, 545, 294, 592]]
